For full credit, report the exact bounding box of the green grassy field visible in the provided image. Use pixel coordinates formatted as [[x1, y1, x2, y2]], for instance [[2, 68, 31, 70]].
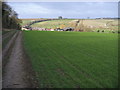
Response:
[[23, 31, 118, 88]]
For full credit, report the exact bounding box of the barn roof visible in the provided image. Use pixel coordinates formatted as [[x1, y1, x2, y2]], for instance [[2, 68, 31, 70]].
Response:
[[64, 27, 74, 30]]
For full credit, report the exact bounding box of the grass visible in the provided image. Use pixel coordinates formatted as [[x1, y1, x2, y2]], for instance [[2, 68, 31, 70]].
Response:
[[23, 31, 118, 88], [2, 31, 10, 35], [2, 30, 17, 49]]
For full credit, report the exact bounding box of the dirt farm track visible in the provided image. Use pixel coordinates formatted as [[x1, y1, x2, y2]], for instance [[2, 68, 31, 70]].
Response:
[[2, 31, 38, 88]]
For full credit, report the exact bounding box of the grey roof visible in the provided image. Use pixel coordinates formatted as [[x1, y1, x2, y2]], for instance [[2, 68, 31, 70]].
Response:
[[64, 27, 74, 30]]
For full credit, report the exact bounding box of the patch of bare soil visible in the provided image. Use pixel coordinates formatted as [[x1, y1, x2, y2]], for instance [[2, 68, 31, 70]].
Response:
[[2, 31, 38, 88]]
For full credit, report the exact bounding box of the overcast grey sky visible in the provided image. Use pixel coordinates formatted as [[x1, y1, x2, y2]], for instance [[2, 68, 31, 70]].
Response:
[[7, 2, 118, 19]]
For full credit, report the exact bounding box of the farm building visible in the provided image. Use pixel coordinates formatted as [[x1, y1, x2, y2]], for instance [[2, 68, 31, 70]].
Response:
[[55, 28, 64, 31], [21, 27, 29, 31], [63, 27, 74, 31], [55, 27, 74, 31]]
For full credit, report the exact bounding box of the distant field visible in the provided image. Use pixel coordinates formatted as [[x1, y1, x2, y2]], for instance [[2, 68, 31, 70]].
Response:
[[31, 19, 76, 29], [20, 18, 46, 26], [82, 19, 118, 31], [21, 19, 35, 26], [23, 31, 118, 88], [30, 19, 118, 32]]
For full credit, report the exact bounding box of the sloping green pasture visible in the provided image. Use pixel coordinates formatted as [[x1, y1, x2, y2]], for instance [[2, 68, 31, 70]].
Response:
[[23, 31, 118, 88]]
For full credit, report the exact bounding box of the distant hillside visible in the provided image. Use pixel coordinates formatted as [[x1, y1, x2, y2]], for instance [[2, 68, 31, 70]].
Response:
[[20, 18, 47, 26], [21, 18, 119, 33]]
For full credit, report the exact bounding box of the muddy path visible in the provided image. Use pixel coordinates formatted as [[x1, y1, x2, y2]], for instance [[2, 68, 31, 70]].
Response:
[[2, 31, 38, 88]]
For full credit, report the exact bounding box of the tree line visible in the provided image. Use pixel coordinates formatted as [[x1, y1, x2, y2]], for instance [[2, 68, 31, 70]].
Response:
[[2, 2, 22, 30]]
